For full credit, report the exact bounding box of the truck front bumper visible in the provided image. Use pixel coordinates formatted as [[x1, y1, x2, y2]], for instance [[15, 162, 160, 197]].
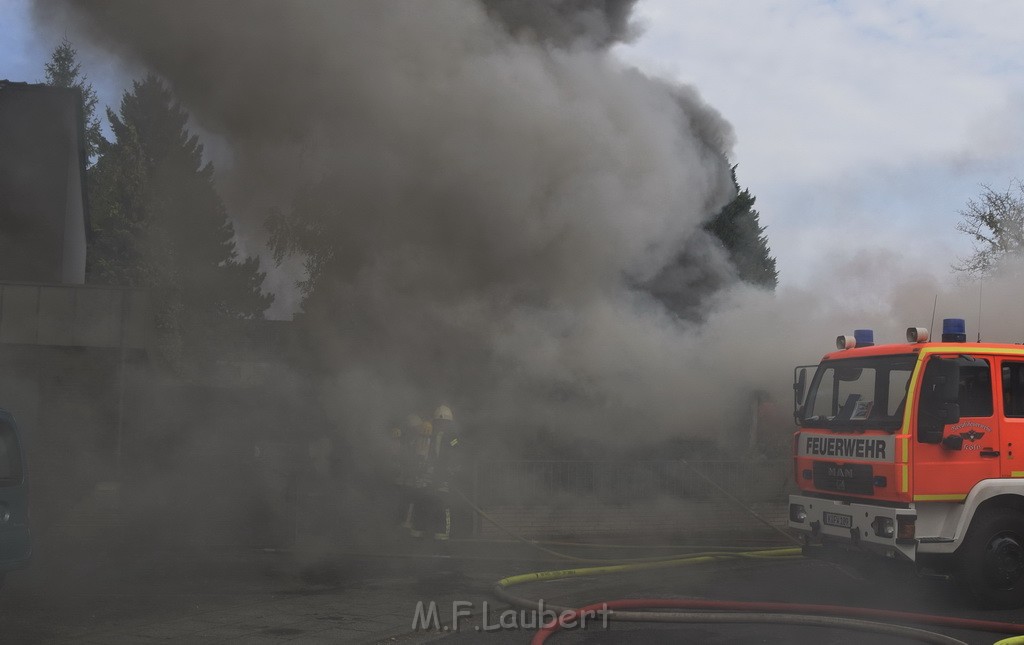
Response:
[[788, 494, 917, 562]]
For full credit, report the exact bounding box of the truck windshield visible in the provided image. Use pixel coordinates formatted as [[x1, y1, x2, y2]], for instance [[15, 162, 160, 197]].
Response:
[[801, 354, 917, 431]]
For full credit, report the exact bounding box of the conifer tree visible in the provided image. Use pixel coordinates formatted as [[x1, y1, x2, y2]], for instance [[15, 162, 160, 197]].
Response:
[[44, 37, 103, 159], [88, 75, 273, 328], [704, 167, 778, 289]]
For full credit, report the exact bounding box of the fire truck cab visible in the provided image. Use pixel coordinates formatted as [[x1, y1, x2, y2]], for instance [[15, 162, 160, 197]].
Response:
[[790, 319, 1024, 608]]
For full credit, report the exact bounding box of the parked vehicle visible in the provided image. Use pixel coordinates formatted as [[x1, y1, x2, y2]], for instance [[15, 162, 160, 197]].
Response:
[[0, 409, 30, 586]]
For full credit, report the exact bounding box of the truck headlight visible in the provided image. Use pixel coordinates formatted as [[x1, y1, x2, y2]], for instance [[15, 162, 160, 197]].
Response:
[[871, 516, 895, 538], [790, 504, 807, 523]]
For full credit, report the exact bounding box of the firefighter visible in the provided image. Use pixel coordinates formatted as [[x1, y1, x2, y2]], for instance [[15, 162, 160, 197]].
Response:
[[409, 419, 436, 538], [430, 404, 462, 540], [399, 414, 423, 533], [385, 425, 410, 528]]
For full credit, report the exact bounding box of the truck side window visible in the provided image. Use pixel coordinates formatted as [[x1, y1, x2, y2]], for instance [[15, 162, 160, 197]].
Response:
[[1003, 361, 1024, 417], [959, 361, 993, 418]]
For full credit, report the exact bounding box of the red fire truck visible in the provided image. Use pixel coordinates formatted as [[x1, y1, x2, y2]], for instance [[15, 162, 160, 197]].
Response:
[[790, 318, 1024, 607]]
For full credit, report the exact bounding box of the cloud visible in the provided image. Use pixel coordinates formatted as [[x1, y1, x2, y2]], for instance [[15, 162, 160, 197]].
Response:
[[0, 0, 44, 81], [615, 0, 1024, 288], [618, 1, 1023, 183]]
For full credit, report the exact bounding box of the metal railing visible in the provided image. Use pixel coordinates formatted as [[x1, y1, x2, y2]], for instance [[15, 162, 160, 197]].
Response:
[[473, 459, 790, 506]]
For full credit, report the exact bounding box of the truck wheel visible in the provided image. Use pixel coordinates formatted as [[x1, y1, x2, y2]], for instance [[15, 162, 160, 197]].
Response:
[[956, 508, 1024, 608]]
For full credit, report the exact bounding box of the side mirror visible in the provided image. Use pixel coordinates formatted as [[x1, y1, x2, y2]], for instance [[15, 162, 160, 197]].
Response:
[[793, 367, 807, 422], [919, 404, 961, 444], [929, 358, 958, 405], [918, 357, 961, 444], [942, 434, 964, 451], [942, 402, 960, 425], [934, 358, 960, 404]]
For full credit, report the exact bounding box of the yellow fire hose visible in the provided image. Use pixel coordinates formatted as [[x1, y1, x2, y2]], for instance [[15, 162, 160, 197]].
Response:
[[456, 491, 1017, 644], [493, 550, 981, 645], [455, 488, 1023, 643], [496, 546, 800, 588]]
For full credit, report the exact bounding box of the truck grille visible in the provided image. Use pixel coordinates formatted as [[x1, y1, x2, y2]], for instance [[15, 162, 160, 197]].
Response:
[[812, 461, 873, 496]]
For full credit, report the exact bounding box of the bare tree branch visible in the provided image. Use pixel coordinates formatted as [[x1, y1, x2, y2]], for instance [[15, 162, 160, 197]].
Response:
[[953, 181, 1024, 278]]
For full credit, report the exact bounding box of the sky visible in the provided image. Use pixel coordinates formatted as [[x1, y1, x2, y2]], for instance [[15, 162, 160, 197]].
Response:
[[614, 0, 1024, 287], [3, 0, 1024, 293], [1, 0, 130, 99]]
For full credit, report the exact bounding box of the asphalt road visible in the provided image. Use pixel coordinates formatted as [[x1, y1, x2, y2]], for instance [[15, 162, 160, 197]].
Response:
[[393, 547, 1024, 645], [2, 539, 1024, 645]]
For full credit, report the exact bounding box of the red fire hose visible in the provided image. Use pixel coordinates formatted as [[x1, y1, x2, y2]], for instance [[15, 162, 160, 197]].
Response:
[[529, 597, 1024, 644]]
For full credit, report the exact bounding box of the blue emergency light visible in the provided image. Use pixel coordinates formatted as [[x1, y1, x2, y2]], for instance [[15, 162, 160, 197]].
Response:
[[942, 318, 966, 343], [854, 329, 874, 347]]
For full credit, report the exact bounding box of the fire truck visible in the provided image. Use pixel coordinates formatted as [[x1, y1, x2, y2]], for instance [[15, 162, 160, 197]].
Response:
[[790, 318, 1024, 607]]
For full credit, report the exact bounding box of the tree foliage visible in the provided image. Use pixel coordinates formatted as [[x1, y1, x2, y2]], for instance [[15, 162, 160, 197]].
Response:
[[88, 74, 273, 327], [704, 167, 778, 289], [265, 184, 337, 301], [44, 37, 103, 160], [954, 181, 1024, 278]]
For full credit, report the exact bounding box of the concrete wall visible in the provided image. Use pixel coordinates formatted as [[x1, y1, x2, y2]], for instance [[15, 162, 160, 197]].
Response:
[[0, 82, 88, 284], [0, 281, 154, 542], [62, 130, 87, 284], [0, 282, 151, 348]]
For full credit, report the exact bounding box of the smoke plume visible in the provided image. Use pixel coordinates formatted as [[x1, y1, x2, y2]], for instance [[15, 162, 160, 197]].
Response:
[[34, 0, 759, 450], [481, 0, 640, 48], [32, 0, 1024, 463]]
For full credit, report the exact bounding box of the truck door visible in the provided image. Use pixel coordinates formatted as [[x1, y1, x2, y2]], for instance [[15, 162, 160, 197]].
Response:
[[0, 410, 30, 576], [914, 355, 1001, 499], [997, 358, 1024, 476]]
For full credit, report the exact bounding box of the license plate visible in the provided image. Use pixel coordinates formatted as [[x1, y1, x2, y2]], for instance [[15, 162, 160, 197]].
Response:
[[823, 511, 853, 529]]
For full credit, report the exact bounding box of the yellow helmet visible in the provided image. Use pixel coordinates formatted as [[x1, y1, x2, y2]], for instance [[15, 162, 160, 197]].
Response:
[[390, 427, 402, 440], [434, 405, 454, 421], [407, 414, 423, 429], [421, 420, 433, 436]]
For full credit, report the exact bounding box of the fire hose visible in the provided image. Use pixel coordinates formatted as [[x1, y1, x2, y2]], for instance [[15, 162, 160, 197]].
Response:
[[455, 491, 1024, 644], [493, 556, 1024, 645]]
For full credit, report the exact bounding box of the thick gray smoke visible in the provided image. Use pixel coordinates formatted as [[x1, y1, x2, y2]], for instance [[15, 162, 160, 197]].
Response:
[[35, 1, 747, 449], [482, 0, 640, 48]]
